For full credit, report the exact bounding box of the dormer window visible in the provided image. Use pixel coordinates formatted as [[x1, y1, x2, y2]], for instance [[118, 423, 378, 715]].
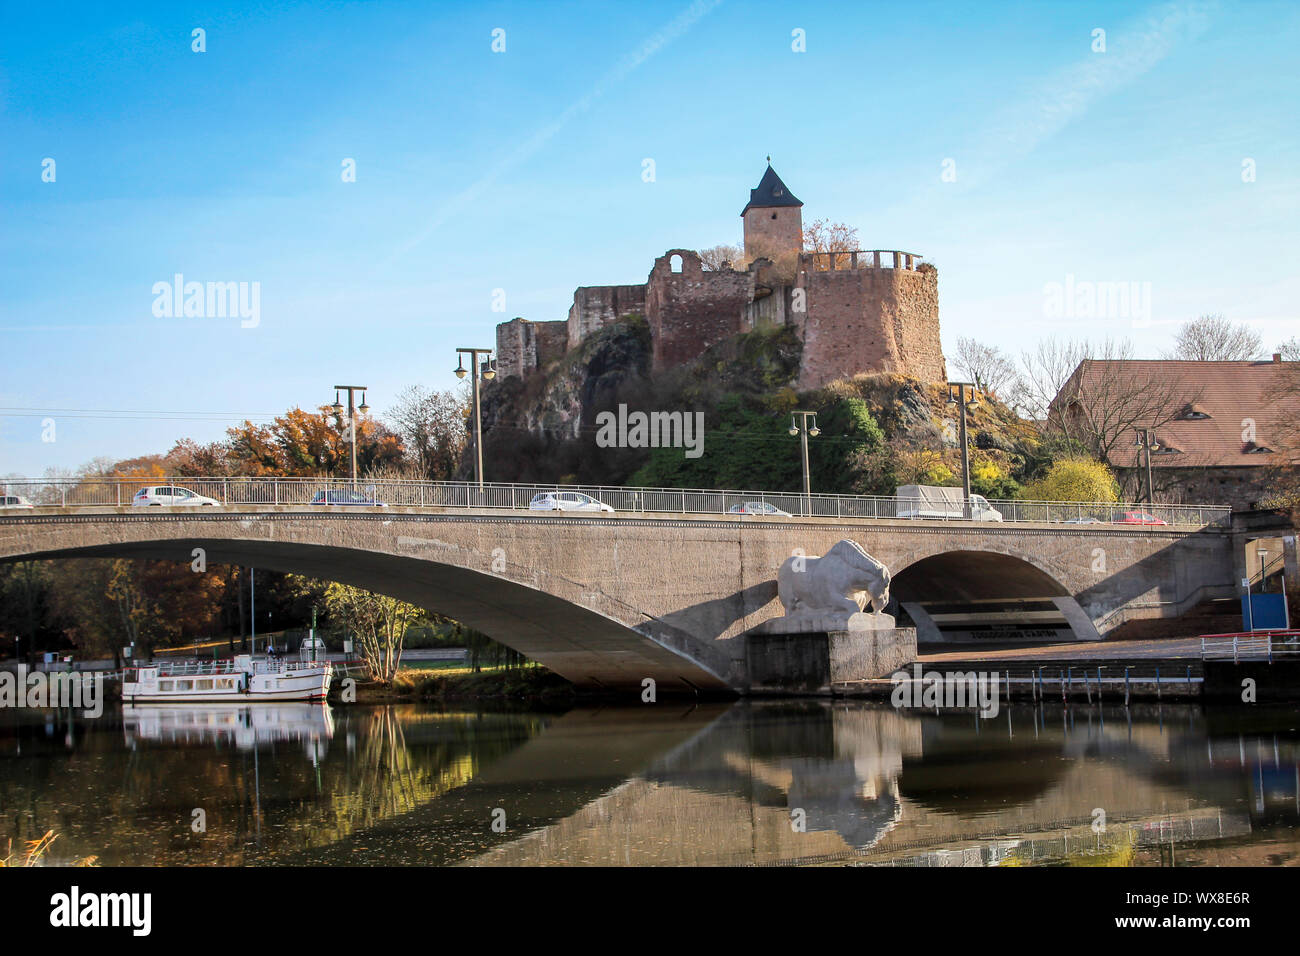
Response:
[[1245, 442, 1274, 454], [1181, 402, 1211, 420]]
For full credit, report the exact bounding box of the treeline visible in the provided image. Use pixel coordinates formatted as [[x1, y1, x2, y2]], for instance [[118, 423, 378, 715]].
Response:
[[1, 387, 473, 662]]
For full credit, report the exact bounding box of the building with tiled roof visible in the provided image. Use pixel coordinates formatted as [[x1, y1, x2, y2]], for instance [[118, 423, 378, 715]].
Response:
[[1052, 356, 1298, 509]]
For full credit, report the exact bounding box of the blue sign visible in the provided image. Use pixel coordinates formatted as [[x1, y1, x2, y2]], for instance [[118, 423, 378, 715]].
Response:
[[1242, 593, 1288, 630]]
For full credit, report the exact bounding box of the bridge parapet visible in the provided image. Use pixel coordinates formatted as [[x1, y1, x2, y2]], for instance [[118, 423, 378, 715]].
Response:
[[0, 477, 1232, 529]]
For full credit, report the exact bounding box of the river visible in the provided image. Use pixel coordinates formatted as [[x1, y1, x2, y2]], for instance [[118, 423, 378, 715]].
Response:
[[1, 700, 1297, 866]]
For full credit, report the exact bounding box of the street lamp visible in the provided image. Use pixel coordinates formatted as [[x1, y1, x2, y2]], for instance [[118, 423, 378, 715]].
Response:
[[455, 347, 495, 491], [790, 410, 820, 515], [1133, 428, 1160, 506], [946, 382, 980, 519], [331, 385, 369, 488]]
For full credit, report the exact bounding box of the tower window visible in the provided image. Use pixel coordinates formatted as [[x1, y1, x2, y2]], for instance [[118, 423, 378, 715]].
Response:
[[670, 254, 683, 273], [771, 213, 777, 220]]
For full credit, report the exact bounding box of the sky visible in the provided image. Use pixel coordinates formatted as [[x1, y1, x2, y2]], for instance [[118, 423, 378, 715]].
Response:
[[1, 0, 1297, 477]]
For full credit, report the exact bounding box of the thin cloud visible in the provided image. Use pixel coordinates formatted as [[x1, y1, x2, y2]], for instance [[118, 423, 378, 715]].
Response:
[[961, 1, 1216, 186], [385, 0, 724, 266]]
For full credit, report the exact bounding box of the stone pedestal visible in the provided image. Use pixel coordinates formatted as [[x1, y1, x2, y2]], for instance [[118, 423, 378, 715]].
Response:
[[746, 624, 917, 694]]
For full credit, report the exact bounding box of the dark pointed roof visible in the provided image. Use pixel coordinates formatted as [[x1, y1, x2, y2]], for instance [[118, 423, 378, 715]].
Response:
[[741, 164, 802, 215]]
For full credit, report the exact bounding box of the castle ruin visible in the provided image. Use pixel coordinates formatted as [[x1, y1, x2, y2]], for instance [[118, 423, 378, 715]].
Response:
[[495, 165, 947, 390]]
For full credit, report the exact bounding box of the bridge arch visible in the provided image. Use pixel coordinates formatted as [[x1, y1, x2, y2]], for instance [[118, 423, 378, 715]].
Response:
[[0, 517, 733, 693], [889, 548, 1089, 643]]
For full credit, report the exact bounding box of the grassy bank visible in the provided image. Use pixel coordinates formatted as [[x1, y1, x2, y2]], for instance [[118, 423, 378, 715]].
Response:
[[338, 662, 576, 705]]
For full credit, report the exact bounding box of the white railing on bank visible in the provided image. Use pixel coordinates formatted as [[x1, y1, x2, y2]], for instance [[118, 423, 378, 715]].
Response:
[[0, 477, 1232, 528], [1201, 632, 1300, 662]]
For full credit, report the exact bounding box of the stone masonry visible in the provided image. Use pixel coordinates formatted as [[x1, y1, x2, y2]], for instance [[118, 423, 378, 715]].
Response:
[[494, 164, 948, 388]]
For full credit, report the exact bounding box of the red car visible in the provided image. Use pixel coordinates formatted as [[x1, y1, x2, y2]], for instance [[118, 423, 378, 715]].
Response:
[[1111, 511, 1168, 526]]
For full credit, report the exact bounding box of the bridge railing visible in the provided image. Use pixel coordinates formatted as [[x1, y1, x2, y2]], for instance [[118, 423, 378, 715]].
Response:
[[0, 477, 1231, 528]]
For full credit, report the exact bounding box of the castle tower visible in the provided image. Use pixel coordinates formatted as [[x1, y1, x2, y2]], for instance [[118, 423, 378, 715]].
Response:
[[741, 163, 803, 259]]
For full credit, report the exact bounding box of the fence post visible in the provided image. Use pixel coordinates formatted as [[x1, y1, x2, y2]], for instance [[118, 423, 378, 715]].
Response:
[[1233, 635, 1239, 664], [223, 479, 228, 506], [1124, 667, 1130, 706], [116, 483, 121, 507]]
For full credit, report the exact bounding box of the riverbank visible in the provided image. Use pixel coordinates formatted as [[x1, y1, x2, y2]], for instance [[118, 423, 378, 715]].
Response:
[[337, 664, 578, 705]]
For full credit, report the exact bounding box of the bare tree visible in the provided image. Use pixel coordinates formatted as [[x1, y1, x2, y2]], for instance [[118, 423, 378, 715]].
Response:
[[698, 244, 743, 271], [1167, 314, 1263, 361], [384, 385, 468, 481], [1015, 338, 1201, 464], [952, 337, 1017, 398], [1276, 336, 1300, 361]]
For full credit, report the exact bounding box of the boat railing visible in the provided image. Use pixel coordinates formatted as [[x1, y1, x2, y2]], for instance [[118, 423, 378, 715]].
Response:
[[130, 658, 332, 677]]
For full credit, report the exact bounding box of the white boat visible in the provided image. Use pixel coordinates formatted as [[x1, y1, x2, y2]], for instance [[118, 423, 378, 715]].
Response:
[[121, 654, 332, 703]]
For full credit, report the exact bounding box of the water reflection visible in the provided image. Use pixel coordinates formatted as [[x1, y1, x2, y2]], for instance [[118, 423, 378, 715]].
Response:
[[0, 699, 1296, 866]]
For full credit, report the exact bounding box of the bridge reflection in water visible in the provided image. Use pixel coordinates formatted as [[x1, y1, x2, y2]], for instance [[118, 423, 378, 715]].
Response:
[[0, 701, 1296, 866]]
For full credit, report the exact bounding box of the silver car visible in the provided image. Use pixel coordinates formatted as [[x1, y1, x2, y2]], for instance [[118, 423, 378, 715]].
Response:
[[132, 485, 220, 507], [528, 491, 614, 513], [727, 501, 793, 517]]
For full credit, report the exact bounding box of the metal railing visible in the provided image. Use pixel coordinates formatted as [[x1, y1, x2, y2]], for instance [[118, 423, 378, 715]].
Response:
[[0, 476, 1232, 528], [1201, 631, 1300, 662]]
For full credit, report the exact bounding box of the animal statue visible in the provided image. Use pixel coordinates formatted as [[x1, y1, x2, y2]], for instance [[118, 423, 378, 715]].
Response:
[[777, 539, 891, 619]]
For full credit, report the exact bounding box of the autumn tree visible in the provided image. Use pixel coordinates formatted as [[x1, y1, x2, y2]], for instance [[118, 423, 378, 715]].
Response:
[[226, 406, 405, 477], [319, 582, 417, 683], [802, 219, 860, 271], [1022, 457, 1120, 503], [1167, 314, 1263, 361]]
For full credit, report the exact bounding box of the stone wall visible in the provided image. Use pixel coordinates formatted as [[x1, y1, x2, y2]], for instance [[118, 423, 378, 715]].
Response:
[[566, 284, 647, 351], [644, 249, 754, 372], [495, 317, 569, 380], [796, 262, 946, 390], [743, 205, 803, 258]]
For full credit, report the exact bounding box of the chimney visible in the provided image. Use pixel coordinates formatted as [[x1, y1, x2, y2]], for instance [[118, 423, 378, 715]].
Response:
[[1274, 353, 1282, 363]]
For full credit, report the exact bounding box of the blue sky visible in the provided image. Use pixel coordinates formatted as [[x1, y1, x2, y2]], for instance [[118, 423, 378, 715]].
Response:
[[2, 0, 1297, 476]]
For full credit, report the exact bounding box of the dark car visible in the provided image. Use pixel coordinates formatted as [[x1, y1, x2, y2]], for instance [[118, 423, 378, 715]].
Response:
[[310, 489, 387, 507]]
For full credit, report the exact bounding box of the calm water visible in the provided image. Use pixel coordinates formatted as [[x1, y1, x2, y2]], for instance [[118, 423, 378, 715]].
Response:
[[2, 700, 1298, 866]]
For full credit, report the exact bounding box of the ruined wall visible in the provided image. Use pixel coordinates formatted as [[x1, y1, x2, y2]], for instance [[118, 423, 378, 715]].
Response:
[[567, 284, 647, 351], [796, 262, 945, 390], [644, 250, 754, 372], [743, 205, 803, 258], [496, 317, 569, 380]]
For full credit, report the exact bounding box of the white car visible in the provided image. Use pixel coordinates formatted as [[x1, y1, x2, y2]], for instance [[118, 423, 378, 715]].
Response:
[[0, 495, 34, 509], [727, 501, 793, 517], [528, 491, 614, 513], [132, 485, 220, 507]]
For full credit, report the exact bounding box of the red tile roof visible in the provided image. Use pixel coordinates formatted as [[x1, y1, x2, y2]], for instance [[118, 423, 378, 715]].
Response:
[[1060, 359, 1298, 469]]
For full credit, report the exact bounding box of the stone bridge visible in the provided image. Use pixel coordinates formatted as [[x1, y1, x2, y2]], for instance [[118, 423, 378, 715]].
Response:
[[0, 507, 1237, 693]]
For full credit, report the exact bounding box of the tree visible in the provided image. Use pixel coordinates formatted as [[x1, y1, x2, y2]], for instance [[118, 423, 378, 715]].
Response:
[[802, 219, 859, 253], [225, 406, 405, 477], [1167, 314, 1262, 361], [698, 244, 743, 271], [1276, 337, 1300, 361], [1015, 338, 1199, 464], [1021, 457, 1120, 503], [952, 337, 1017, 398], [321, 583, 416, 683], [385, 386, 468, 481]]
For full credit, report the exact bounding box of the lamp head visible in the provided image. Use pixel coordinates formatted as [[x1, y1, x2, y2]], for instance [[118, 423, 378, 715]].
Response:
[[358, 391, 370, 415], [454, 356, 467, 379]]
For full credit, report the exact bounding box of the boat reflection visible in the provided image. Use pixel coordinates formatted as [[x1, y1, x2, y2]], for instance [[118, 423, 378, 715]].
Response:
[[123, 702, 335, 762]]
